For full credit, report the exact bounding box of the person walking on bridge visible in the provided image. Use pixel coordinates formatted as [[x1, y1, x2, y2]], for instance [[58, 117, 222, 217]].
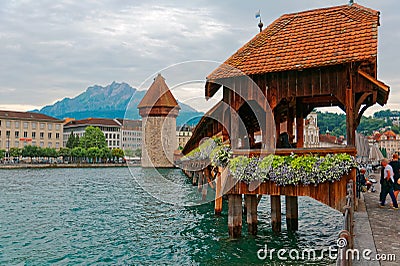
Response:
[[390, 153, 400, 202], [380, 158, 399, 209]]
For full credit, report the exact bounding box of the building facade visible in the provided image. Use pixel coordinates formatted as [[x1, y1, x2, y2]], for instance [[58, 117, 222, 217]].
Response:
[[304, 112, 320, 148], [176, 125, 193, 150], [0, 110, 63, 152], [117, 119, 142, 151], [63, 118, 142, 150], [373, 130, 400, 158]]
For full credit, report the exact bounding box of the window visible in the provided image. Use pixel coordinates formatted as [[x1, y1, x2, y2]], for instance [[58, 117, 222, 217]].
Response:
[[23, 122, 28, 129], [32, 141, 36, 146], [40, 123, 45, 129], [23, 132, 28, 138], [40, 141, 44, 147], [105, 133, 108, 138], [48, 124, 52, 130], [6, 121, 11, 128], [48, 133, 52, 139], [15, 141, 19, 147], [55, 124, 60, 130], [0, 120, 1, 127], [48, 142, 52, 148], [40, 132, 44, 139], [56, 142, 60, 149], [15, 121, 19, 128], [56, 133, 60, 139], [6, 130, 10, 137], [15, 131, 19, 138], [32, 132, 36, 139], [32, 122, 37, 129]]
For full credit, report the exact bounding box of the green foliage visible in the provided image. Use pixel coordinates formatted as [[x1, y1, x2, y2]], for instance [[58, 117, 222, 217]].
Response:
[[0, 149, 5, 159], [316, 111, 393, 137], [228, 153, 356, 186], [100, 147, 112, 160], [42, 147, 57, 158], [58, 147, 71, 158], [71, 147, 86, 161], [210, 144, 232, 167], [9, 147, 22, 158], [373, 109, 400, 119], [87, 147, 101, 162], [22, 145, 39, 158], [66, 132, 79, 148], [79, 126, 107, 149], [112, 148, 124, 159], [134, 148, 142, 158]]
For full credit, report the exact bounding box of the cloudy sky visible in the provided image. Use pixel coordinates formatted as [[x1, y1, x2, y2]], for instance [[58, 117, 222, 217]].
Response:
[[0, 0, 399, 115]]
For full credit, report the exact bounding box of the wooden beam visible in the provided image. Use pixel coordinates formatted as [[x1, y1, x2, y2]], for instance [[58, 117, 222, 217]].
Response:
[[215, 169, 223, 215], [228, 194, 242, 238], [296, 103, 304, 148], [271, 195, 282, 233], [346, 87, 356, 146], [285, 196, 299, 231], [245, 195, 258, 235]]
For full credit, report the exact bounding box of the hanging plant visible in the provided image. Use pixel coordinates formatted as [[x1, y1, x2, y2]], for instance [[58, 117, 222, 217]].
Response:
[[210, 144, 232, 168], [228, 153, 356, 186]]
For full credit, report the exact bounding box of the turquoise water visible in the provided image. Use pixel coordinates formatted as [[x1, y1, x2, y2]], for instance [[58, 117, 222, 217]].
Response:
[[0, 168, 342, 265]]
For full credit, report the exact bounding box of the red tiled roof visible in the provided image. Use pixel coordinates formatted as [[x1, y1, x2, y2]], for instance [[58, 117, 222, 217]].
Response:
[[0, 110, 62, 122], [319, 134, 338, 144], [64, 118, 121, 127], [138, 74, 180, 110], [383, 130, 396, 137], [208, 4, 380, 80]]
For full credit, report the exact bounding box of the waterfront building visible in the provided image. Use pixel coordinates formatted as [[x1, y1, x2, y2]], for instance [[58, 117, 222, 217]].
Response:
[[372, 130, 400, 158], [63, 118, 142, 150], [0, 110, 63, 151], [117, 119, 142, 151], [176, 125, 193, 150], [138, 74, 180, 167]]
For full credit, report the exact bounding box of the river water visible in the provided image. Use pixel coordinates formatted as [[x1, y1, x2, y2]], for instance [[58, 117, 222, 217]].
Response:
[[0, 167, 342, 265]]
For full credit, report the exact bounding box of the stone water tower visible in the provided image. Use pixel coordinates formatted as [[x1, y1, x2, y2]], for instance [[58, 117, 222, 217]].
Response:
[[138, 74, 180, 167]]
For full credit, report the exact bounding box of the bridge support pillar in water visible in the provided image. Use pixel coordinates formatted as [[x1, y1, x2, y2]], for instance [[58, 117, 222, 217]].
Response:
[[214, 170, 223, 215], [285, 196, 298, 231], [271, 195, 282, 233], [228, 194, 242, 238], [245, 195, 258, 235]]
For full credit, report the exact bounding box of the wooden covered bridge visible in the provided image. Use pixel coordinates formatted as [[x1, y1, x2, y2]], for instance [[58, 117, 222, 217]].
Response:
[[180, 3, 389, 239]]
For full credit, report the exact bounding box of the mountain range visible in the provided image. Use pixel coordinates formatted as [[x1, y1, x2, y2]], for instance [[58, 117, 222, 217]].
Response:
[[32, 82, 204, 125]]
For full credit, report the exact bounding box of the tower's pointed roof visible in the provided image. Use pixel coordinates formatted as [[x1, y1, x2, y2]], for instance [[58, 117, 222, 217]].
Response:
[[138, 74, 180, 117]]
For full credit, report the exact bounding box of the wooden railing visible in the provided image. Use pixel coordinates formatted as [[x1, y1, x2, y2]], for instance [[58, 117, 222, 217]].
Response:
[[232, 147, 357, 157], [337, 180, 354, 266]]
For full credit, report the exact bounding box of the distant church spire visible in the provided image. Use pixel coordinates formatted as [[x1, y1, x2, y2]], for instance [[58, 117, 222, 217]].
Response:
[[349, 0, 354, 6]]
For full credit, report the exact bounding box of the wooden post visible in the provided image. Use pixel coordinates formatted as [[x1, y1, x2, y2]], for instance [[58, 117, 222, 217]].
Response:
[[228, 194, 242, 238], [202, 176, 208, 201], [271, 195, 281, 233], [197, 171, 203, 192], [245, 195, 258, 235], [346, 87, 356, 147], [296, 106, 304, 148], [215, 170, 223, 215], [285, 196, 299, 231]]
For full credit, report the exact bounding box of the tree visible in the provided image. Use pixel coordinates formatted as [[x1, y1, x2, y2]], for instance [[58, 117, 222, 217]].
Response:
[[87, 147, 101, 163], [9, 147, 22, 158], [134, 148, 142, 158], [112, 148, 124, 162], [100, 147, 112, 163], [58, 148, 71, 162], [80, 126, 107, 149], [42, 147, 57, 159], [0, 149, 5, 160], [66, 132, 76, 148], [22, 145, 39, 163], [71, 147, 87, 163]]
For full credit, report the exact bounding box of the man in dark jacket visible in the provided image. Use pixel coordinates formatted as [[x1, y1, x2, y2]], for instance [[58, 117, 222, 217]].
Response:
[[390, 153, 400, 202]]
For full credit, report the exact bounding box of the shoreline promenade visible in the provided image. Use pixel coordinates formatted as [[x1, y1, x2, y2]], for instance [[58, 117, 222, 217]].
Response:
[[354, 180, 399, 266]]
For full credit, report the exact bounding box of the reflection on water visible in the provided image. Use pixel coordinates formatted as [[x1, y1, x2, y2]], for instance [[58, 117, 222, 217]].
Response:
[[0, 168, 342, 265]]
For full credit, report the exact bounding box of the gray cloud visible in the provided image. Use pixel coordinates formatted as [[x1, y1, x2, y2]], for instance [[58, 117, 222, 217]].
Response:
[[0, 0, 398, 115]]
